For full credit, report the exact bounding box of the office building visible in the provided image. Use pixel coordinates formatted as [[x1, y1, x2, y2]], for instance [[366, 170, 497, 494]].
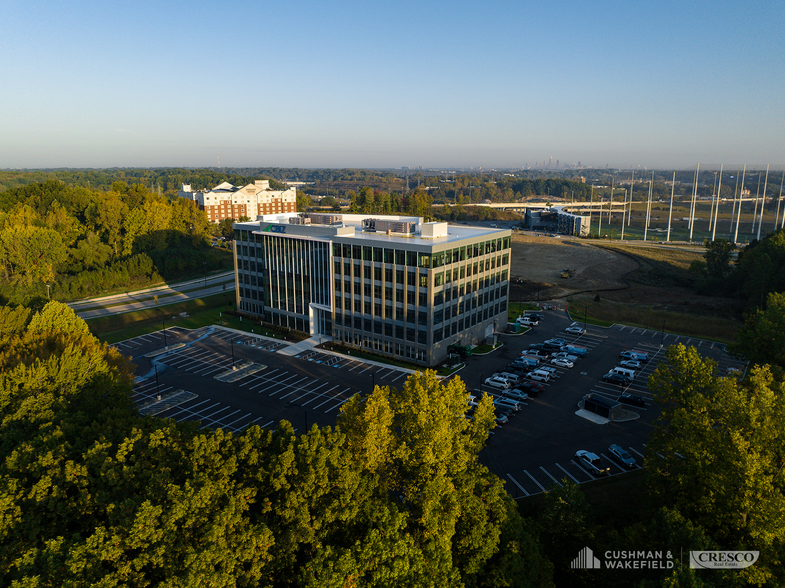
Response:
[[233, 213, 511, 366]]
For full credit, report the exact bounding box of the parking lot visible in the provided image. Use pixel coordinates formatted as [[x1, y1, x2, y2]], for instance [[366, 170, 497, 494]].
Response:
[[119, 313, 745, 498], [125, 326, 413, 435], [461, 310, 745, 498]]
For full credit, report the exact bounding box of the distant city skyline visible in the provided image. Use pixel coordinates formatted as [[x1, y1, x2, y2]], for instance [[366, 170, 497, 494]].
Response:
[[2, 1, 782, 171]]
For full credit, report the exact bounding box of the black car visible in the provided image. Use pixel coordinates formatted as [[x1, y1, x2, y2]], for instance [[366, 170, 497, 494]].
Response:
[[506, 364, 529, 375], [518, 380, 545, 396], [602, 372, 630, 386], [528, 343, 547, 350], [617, 392, 646, 407], [525, 313, 544, 321]]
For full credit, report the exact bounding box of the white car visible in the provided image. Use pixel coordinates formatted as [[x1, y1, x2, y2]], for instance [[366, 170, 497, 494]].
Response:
[[565, 326, 585, 335], [619, 359, 641, 369], [550, 357, 574, 369], [552, 352, 579, 362]]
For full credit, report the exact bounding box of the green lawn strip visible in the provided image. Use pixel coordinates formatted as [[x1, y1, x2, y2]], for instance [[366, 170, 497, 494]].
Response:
[[566, 301, 737, 343], [87, 293, 266, 344]]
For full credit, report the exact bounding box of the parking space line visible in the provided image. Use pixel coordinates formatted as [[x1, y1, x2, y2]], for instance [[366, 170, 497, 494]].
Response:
[[323, 395, 352, 414], [292, 382, 332, 404], [554, 463, 581, 484], [540, 466, 562, 487], [572, 460, 595, 480], [524, 470, 546, 493], [390, 371, 408, 382], [310, 386, 347, 409], [237, 415, 268, 432], [629, 447, 646, 459], [277, 378, 316, 400], [506, 474, 528, 496], [206, 409, 243, 427], [241, 368, 282, 388], [164, 400, 221, 420]]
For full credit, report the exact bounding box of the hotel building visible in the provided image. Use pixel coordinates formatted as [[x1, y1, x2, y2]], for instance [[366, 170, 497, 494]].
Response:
[[179, 180, 297, 223]]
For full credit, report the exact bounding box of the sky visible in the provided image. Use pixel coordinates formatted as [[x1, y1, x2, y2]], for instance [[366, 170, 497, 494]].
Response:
[[1, 0, 783, 170]]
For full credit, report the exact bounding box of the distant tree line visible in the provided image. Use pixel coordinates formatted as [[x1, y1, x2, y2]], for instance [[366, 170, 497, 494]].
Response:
[[0, 180, 230, 305]]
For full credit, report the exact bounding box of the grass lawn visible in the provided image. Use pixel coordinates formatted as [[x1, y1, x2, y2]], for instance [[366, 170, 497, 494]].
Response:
[[87, 293, 279, 344]]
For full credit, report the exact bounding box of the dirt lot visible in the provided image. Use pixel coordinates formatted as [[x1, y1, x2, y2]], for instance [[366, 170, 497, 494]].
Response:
[[510, 235, 637, 299], [509, 234, 742, 318]]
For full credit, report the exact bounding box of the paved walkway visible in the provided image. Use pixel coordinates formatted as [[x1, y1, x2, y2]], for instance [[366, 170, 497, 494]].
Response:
[[277, 335, 326, 356]]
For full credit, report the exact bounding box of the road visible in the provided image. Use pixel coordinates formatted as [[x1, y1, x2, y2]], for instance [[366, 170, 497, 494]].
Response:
[[69, 271, 236, 319]]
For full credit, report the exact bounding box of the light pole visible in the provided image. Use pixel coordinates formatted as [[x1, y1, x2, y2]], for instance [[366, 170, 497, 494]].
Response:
[[45, 283, 51, 300], [231, 339, 236, 370], [162, 319, 167, 349], [583, 306, 587, 331], [660, 320, 666, 347], [203, 262, 207, 288]]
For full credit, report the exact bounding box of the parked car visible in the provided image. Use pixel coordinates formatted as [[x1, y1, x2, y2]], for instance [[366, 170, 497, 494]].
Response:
[[619, 359, 641, 369], [565, 326, 585, 335], [550, 357, 574, 368], [518, 381, 546, 396], [505, 389, 530, 402], [484, 376, 511, 389], [524, 349, 549, 359], [608, 444, 637, 469], [617, 392, 646, 407], [517, 316, 539, 326], [525, 313, 544, 321], [602, 372, 630, 386], [527, 369, 551, 382], [552, 352, 579, 362], [528, 343, 548, 350], [494, 371, 520, 384], [538, 366, 557, 375], [505, 364, 529, 375], [513, 357, 539, 369], [495, 414, 508, 426], [493, 396, 521, 411], [575, 450, 610, 476], [543, 341, 565, 350], [620, 350, 649, 362]]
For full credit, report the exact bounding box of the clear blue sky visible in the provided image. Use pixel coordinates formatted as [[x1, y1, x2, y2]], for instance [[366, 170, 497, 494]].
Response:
[[2, 0, 782, 170]]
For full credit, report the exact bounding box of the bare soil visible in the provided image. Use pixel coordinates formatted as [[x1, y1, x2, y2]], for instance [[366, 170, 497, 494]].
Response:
[[509, 234, 741, 317]]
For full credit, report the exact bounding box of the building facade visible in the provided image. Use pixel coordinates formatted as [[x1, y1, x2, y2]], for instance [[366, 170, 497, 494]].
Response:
[[233, 213, 511, 367], [179, 180, 297, 223]]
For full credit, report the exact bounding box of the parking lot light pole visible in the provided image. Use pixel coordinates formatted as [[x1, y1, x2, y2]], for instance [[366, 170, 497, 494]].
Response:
[[231, 340, 236, 370], [660, 320, 666, 347], [162, 320, 167, 349], [583, 307, 587, 331]]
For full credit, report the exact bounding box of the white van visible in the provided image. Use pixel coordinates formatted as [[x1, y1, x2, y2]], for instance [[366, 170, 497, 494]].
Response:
[[484, 376, 511, 389], [527, 369, 551, 382], [611, 367, 636, 381]]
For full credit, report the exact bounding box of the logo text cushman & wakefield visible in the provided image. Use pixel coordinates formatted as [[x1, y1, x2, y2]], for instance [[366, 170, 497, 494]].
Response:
[[571, 547, 674, 570], [690, 551, 759, 569]]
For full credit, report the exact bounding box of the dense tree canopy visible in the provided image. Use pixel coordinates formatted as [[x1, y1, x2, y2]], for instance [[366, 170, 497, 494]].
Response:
[[0, 181, 230, 304], [646, 344, 785, 585], [0, 304, 549, 587]]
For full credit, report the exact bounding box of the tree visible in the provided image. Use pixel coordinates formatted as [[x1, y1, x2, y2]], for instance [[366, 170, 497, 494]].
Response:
[[703, 238, 736, 280], [338, 371, 547, 587], [646, 344, 785, 585], [728, 291, 785, 374]]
